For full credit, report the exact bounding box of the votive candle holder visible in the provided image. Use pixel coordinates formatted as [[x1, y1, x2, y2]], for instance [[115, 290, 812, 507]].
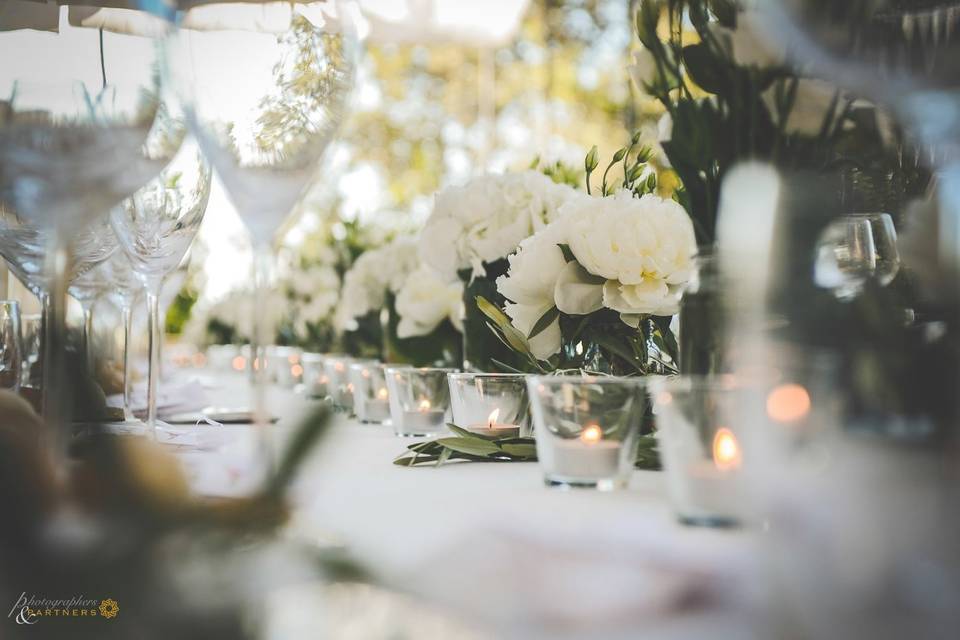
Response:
[[385, 367, 458, 437], [448, 372, 530, 438], [650, 376, 745, 527], [349, 362, 402, 424], [527, 376, 646, 491]]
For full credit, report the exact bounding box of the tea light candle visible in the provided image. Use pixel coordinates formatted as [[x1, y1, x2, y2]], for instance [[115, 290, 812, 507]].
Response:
[[683, 428, 743, 516], [362, 387, 391, 423], [467, 408, 519, 439], [401, 398, 446, 433], [548, 424, 620, 478]]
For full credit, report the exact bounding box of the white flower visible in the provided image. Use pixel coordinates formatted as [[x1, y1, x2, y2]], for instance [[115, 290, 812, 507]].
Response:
[[565, 190, 695, 284], [496, 190, 696, 358], [340, 236, 420, 322], [628, 48, 658, 91], [495, 222, 570, 360], [708, 10, 786, 69], [762, 78, 843, 137], [395, 266, 464, 339], [420, 170, 578, 281]]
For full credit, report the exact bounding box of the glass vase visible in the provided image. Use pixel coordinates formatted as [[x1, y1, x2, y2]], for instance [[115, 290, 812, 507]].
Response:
[[678, 248, 726, 375]]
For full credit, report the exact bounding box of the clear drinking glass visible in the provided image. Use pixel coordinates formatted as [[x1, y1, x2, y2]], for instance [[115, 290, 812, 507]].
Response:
[[300, 352, 332, 398], [0, 300, 22, 392], [385, 367, 458, 437], [110, 138, 211, 433], [651, 376, 746, 527], [0, 9, 170, 437], [847, 213, 901, 286], [349, 362, 396, 424], [527, 376, 646, 490], [814, 216, 877, 300], [165, 1, 359, 433], [447, 372, 531, 438]]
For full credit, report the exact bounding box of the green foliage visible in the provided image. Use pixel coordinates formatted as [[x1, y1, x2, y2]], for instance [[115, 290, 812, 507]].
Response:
[[394, 425, 661, 470], [631, 0, 931, 243], [165, 285, 198, 335]]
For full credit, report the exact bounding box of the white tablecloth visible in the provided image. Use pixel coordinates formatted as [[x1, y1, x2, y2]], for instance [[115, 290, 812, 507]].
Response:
[[166, 371, 759, 640]]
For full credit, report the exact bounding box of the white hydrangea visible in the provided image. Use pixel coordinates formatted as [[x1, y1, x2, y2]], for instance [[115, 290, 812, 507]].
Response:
[[339, 236, 421, 325], [419, 170, 578, 280], [394, 265, 464, 339], [495, 190, 696, 358]]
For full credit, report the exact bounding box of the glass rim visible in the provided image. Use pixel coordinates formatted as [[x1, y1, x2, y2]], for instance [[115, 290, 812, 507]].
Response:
[[526, 374, 647, 387], [648, 374, 743, 393], [384, 366, 459, 374], [447, 372, 528, 381]]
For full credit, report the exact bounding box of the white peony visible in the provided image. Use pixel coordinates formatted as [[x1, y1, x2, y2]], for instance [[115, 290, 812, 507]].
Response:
[[419, 170, 578, 281], [762, 78, 844, 137], [495, 222, 570, 360], [395, 265, 464, 339], [339, 236, 421, 322], [495, 190, 696, 358]]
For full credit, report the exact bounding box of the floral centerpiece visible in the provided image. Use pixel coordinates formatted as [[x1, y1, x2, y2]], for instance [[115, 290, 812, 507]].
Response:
[[419, 170, 579, 371], [480, 159, 696, 375], [338, 236, 462, 365]]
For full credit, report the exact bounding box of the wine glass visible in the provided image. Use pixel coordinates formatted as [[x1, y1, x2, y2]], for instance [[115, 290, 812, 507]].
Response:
[[110, 138, 211, 432], [0, 8, 170, 437], [814, 217, 877, 300], [69, 257, 114, 372], [165, 1, 359, 432]]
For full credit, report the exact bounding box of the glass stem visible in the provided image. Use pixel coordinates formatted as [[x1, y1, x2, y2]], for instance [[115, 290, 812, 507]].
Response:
[[251, 243, 274, 470], [37, 291, 50, 406], [41, 232, 70, 462], [121, 303, 134, 422], [146, 282, 162, 437]]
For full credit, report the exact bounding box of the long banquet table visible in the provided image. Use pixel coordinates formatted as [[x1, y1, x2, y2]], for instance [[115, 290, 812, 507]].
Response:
[[154, 370, 758, 640]]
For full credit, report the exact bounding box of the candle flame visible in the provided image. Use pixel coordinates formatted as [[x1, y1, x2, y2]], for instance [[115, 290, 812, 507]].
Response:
[[346, 383, 354, 393], [418, 398, 431, 411], [231, 356, 246, 371], [377, 387, 388, 400], [361, 369, 370, 378], [580, 423, 603, 444], [319, 375, 329, 384], [334, 361, 345, 372], [291, 364, 303, 377], [713, 428, 741, 471], [487, 408, 500, 427], [766, 384, 811, 423]]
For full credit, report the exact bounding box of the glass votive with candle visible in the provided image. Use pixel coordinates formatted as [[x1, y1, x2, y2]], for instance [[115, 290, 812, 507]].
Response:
[[323, 355, 368, 410], [448, 373, 530, 438], [300, 353, 331, 398], [267, 346, 302, 387], [651, 376, 745, 527], [349, 362, 401, 424], [527, 376, 646, 490], [385, 367, 458, 437]]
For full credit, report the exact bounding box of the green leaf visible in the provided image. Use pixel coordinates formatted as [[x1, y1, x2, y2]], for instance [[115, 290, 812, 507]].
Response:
[[557, 243, 577, 263], [434, 437, 502, 457], [528, 306, 559, 340], [435, 447, 452, 467], [682, 43, 725, 95], [475, 295, 511, 327], [498, 443, 538, 459]]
